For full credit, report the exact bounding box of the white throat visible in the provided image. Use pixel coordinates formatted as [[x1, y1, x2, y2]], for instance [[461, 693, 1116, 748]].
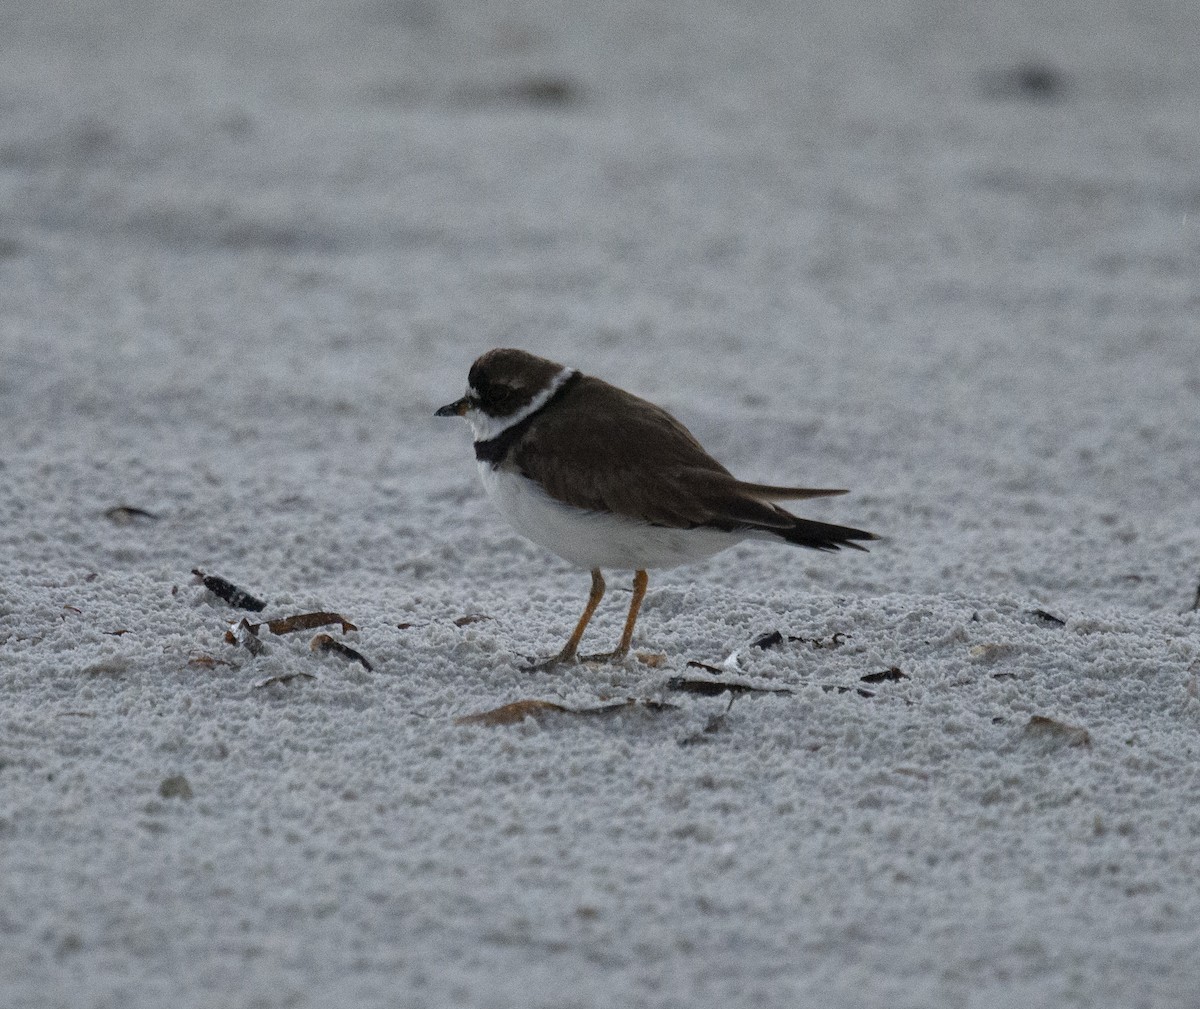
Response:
[[465, 366, 576, 442]]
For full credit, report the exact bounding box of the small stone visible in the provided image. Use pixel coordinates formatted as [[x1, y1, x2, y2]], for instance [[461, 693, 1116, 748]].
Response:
[[159, 774, 194, 800]]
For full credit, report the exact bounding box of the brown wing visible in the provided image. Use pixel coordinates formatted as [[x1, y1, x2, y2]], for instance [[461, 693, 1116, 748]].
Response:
[[731, 482, 848, 501], [510, 375, 854, 532]]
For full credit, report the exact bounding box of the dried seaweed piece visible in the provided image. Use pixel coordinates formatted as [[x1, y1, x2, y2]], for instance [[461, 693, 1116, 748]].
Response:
[[787, 632, 849, 649], [225, 618, 265, 656], [1023, 714, 1091, 748], [821, 684, 876, 698], [751, 630, 784, 650], [310, 633, 373, 671], [254, 672, 317, 688], [453, 614, 491, 627], [104, 505, 159, 524], [632, 700, 678, 714], [456, 698, 573, 725], [192, 569, 266, 611], [1028, 608, 1066, 626], [685, 660, 724, 675], [635, 652, 668, 668], [455, 697, 676, 727], [861, 666, 908, 684], [103, 629, 130, 637], [187, 654, 235, 669], [668, 677, 734, 697], [263, 612, 358, 635], [665, 676, 793, 697]]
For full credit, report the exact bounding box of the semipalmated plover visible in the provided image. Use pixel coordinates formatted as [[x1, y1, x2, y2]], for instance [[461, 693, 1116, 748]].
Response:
[[437, 349, 876, 668]]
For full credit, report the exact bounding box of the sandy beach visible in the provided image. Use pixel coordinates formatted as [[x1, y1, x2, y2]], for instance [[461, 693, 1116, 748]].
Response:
[[2, 1, 1199, 1006]]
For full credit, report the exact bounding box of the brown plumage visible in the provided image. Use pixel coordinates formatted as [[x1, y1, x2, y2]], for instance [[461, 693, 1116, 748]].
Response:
[[505, 369, 875, 551]]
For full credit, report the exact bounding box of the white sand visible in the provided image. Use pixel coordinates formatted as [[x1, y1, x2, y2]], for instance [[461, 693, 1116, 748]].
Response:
[[2, 1, 1199, 1006]]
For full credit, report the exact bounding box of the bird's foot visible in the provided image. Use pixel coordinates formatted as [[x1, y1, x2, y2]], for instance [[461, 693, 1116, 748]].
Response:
[[520, 647, 632, 672], [577, 647, 631, 665], [520, 650, 580, 673]]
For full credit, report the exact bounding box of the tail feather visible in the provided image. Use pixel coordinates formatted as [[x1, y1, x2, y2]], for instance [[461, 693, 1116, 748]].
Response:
[[688, 471, 877, 550], [736, 482, 849, 501], [771, 516, 878, 552]]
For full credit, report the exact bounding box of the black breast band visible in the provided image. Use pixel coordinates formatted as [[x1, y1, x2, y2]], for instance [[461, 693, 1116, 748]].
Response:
[[474, 371, 581, 466]]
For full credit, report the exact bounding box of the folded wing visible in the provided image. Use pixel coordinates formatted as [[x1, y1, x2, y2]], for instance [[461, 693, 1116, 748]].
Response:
[[511, 376, 877, 550]]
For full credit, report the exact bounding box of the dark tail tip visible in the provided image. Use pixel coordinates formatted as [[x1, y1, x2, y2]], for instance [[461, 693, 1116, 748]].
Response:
[[778, 519, 879, 552]]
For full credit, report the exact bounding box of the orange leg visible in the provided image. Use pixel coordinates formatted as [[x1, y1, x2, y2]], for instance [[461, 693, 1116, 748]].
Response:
[[525, 569, 605, 670], [614, 569, 648, 657], [582, 569, 648, 662], [561, 568, 606, 661]]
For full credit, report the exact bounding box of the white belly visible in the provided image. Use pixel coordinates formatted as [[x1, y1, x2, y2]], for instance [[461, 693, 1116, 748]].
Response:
[[478, 464, 739, 571]]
